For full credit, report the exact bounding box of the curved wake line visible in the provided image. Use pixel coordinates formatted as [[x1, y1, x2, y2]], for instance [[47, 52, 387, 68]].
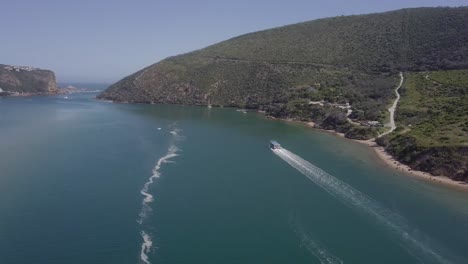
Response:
[[138, 144, 179, 224], [138, 126, 182, 264], [140, 231, 153, 264], [274, 148, 453, 264]]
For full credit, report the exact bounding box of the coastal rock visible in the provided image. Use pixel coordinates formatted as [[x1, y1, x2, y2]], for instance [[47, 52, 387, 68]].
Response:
[[0, 64, 58, 94]]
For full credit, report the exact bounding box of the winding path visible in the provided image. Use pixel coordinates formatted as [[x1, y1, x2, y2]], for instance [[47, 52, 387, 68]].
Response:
[[380, 72, 404, 137]]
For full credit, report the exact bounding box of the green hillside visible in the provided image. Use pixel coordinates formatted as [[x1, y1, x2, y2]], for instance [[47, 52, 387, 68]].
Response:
[[193, 7, 468, 72], [100, 7, 468, 107], [99, 7, 468, 180]]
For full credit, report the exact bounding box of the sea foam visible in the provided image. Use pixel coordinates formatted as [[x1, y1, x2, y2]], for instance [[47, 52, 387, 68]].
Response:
[[293, 222, 343, 264], [137, 125, 183, 264], [138, 144, 179, 223], [140, 231, 153, 264]]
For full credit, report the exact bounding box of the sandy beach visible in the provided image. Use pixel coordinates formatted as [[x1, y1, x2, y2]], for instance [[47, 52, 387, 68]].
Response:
[[358, 139, 468, 191], [302, 122, 468, 191]]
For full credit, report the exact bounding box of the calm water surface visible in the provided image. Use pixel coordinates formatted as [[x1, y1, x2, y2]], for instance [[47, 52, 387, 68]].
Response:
[[1, 87, 467, 264]]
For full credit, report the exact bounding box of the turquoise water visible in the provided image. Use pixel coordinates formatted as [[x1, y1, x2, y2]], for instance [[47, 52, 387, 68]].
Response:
[[1, 88, 468, 263]]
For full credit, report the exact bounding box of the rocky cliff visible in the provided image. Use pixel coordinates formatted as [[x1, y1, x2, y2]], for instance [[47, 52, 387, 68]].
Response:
[[0, 64, 58, 94]]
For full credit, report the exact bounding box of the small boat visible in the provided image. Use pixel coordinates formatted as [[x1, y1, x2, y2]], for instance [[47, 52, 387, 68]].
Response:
[[269, 140, 281, 150]]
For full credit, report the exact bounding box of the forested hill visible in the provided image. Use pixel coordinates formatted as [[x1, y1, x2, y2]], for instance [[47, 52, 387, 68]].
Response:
[[99, 7, 468, 106], [192, 7, 468, 72], [98, 7, 468, 180]]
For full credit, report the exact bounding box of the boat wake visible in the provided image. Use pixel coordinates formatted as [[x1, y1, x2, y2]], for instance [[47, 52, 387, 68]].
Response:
[[274, 148, 454, 264], [137, 144, 179, 224], [292, 222, 343, 264], [140, 231, 153, 264], [138, 124, 183, 264]]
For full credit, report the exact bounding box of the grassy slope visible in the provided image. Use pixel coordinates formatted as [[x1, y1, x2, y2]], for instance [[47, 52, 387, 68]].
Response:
[[397, 71, 468, 146], [378, 70, 468, 180]]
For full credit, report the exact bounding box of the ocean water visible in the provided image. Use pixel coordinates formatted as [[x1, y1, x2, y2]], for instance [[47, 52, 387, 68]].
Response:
[[1, 87, 468, 264]]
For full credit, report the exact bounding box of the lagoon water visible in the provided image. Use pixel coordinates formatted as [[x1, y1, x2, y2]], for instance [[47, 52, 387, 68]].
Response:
[[1, 87, 468, 264]]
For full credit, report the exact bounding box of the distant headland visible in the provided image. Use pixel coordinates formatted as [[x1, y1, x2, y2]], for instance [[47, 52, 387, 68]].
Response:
[[0, 64, 58, 96]]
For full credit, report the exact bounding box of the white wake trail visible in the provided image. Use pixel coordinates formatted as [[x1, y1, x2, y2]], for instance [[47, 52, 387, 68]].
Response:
[[138, 126, 183, 264], [138, 145, 179, 224], [274, 148, 453, 264], [140, 231, 153, 264], [293, 225, 343, 264]]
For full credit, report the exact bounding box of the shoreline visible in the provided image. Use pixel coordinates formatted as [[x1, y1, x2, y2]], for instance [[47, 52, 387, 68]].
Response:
[[304, 122, 468, 191], [367, 141, 468, 191], [0, 92, 59, 97], [1, 88, 98, 98], [269, 116, 468, 191], [97, 98, 467, 191]]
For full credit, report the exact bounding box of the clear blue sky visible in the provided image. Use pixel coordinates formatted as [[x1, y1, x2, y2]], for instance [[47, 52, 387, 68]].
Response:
[[3, 0, 467, 83]]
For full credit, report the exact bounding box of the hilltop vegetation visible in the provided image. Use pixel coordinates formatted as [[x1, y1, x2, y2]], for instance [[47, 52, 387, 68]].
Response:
[[99, 7, 468, 180], [192, 7, 468, 72]]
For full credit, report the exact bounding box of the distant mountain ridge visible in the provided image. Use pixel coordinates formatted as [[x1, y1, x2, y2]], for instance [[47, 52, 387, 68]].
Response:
[[0, 64, 58, 94]]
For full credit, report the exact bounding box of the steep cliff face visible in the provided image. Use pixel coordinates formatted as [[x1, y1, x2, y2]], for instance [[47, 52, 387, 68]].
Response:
[[0, 64, 58, 94]]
